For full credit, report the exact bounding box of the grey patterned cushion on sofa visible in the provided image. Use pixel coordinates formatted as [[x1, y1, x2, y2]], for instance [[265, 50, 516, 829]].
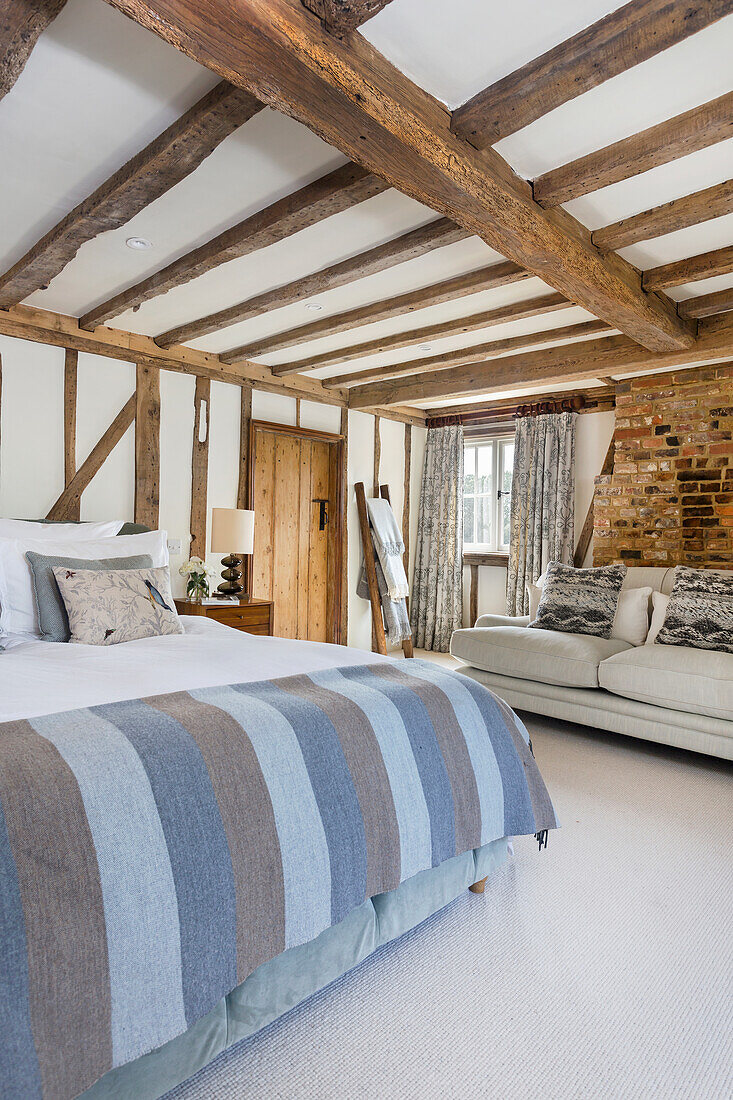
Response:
[[529, 561, 627, 639], [655, 566, 733, 654], [27, 552, 154, 642]]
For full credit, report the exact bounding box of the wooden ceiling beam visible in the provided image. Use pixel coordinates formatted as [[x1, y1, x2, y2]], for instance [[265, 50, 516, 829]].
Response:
[[268, 291, 570, 375], [322, 320, 612, 388], [80, 162, 388, 330], [102, 0, 694, 355], [678, 286, 733, 319], [224, 260, 531, 359], [643, 245, 733, 291], [534, 91, 733, 208], [347, 311, 733, 408], [592, 179, 733, 253], [1, 0, 67, 102], [301, 0, 394, 37], [450, 0, 732, 148], [0, 303, 425, 422], [0, 82, 263, 308], [155, 217, 470, 347]]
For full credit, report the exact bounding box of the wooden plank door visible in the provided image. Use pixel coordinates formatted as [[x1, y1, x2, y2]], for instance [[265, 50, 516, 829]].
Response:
[[249, 421, 343, 642]]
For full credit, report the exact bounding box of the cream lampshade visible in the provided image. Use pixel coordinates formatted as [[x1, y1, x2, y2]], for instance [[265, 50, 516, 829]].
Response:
[[211, 508, 255, 597]]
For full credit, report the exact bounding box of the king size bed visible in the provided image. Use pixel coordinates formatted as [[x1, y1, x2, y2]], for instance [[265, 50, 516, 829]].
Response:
[[0, 523, 556, 1100]]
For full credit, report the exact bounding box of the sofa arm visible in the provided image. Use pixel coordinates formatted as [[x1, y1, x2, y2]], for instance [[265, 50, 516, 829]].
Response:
[[474, 614, 531, 629]]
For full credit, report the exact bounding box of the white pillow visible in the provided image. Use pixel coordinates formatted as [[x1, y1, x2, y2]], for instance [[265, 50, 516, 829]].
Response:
[[527, 575, 651, 645], [0, 519, 123, 540], [0, 531, 168, 637], [645, 591, 670, 645], [612, 587, 653, 646]]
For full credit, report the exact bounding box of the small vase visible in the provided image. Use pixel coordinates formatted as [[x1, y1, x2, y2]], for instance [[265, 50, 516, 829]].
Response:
[[187, 578, 209, 604]]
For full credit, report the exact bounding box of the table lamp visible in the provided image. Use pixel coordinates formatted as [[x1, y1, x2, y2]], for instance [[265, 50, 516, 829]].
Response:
[[211, 507, 255, 598]]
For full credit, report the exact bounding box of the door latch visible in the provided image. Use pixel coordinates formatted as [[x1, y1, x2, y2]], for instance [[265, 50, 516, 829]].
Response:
[[313, 498, 329, 531]]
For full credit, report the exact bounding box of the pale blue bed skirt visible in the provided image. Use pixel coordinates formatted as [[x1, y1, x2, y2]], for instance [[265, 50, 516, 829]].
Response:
[[81, 838, 509, 1100]]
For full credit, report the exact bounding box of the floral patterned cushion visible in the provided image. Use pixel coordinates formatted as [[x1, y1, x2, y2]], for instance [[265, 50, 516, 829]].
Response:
[[52, 565, 182, 645]]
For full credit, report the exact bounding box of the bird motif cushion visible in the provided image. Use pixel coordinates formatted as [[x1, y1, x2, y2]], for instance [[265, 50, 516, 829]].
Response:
[[52, 565, 183, 645]]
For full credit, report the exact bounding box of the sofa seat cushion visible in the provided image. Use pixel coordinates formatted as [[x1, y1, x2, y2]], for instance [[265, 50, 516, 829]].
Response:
[[599, 644, 733, 722], [450, 626, 631, 689]]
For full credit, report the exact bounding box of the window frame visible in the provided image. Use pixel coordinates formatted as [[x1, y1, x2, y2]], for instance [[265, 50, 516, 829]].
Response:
[[463, 431, 515, 555]]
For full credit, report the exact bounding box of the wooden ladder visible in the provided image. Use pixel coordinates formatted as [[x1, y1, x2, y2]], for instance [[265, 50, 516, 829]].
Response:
[[355, 481, 414, 658]]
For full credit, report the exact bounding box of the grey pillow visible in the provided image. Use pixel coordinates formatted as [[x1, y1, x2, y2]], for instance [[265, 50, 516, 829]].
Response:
[[26, 552, 154, 642], [655, 566, 733, 654], [529, 561, 627, 638]]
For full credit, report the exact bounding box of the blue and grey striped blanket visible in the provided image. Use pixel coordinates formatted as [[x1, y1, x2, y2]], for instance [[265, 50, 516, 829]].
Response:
[[0, 659, 556, 1099]]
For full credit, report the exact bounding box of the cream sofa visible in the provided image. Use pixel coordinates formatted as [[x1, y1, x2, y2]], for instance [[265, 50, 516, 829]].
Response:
[[450, 567, 733, 762]]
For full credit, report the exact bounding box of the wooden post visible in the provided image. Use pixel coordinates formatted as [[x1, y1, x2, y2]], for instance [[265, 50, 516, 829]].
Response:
[[63, 349, 78, 516], [134, 363, 160, 528], [355, 480, 387, 655], [402, 423, 411, 575], [340, 406, 349, 645], [190, 376, 210, 558], [237, 383, 252, 509], [469, 563, 479, 626], [373, 415, 381, 496]]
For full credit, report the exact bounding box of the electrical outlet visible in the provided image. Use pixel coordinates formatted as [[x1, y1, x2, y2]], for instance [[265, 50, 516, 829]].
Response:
[[167, 538, 182, 556]]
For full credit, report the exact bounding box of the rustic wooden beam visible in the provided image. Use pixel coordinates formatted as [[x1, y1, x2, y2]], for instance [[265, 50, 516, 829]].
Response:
[[158, 218, 470, 348], [46, 394, 136, 521], [592, 179, 733, 253], [339, 405, 349, 644], [678, 286, 733, 319], [372, 414, 381, 496], [236, 384, 253, 509], [80, 162, 388, 330], [643, 245, 733, 292], [534, 91, 733, 208], [574, 436, 615, 568], [0, 303, 348, 401], [225, 261, 531, 360], [189, 376, 210, 557], [348, 311, 733, 407], [271, 292, 571, 375], [102, 0, 694, 355], [1, 0, 67, 102], [301, 0, 393, 36], [451, 1, 733, 148], [134, 363, 160, 528], [469, 564, 479, 627], [323, 319, 611, 389], [63, 347, 78, 515], [0, 82, 263, 308]]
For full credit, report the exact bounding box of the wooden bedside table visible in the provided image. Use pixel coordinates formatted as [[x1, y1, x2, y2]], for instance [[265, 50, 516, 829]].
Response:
[[174, 597, 273, 636]]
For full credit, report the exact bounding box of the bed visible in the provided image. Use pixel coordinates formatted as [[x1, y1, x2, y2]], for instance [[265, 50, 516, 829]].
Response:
[[0, 545, 556, 1100]]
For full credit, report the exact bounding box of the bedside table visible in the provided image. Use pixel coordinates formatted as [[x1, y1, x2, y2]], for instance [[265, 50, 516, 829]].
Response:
[[174, 597, 273, 636]]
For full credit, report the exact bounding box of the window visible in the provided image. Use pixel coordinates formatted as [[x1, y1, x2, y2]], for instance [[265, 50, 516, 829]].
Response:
[[463, 435, 514, 553]]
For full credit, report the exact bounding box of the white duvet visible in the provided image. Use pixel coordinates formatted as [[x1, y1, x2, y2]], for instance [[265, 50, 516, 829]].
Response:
[[0, 617, 388, 722]]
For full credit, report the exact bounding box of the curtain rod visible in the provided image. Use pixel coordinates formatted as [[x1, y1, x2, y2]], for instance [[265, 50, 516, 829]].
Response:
[[428, 395, 586, 428]]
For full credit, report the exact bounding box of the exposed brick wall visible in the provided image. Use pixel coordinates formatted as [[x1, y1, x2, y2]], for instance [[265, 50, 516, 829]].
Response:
[[593, 362, 733, 568]]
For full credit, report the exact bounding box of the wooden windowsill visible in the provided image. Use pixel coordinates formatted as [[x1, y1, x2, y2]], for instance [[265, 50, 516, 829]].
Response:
[[464, 551, 509, 567]]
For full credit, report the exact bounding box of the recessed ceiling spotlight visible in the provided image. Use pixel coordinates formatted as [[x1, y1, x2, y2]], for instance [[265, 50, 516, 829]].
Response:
[[418, 344, 432, 352], [126, 237, 152, 250], [304, 302, 323, 311]]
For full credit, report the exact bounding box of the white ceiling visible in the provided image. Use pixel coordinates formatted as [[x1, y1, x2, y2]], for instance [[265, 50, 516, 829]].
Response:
[[0, 0, 731, 408]]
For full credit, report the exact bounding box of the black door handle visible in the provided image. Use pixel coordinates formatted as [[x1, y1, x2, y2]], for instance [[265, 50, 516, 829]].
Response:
[[313, 498, 329, 530]]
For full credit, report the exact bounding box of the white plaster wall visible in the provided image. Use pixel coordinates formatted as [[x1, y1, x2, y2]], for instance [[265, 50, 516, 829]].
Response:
[[462, 410, 616, 620], [0, 334, 424, 636]]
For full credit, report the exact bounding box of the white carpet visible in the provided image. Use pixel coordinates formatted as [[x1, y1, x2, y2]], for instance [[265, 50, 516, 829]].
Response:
[[167, 715, 733, 1100]]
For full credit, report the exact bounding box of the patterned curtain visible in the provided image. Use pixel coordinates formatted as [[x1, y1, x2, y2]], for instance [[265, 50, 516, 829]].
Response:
[[410, 424, 464, 652], [506, 411, 576, 616]]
